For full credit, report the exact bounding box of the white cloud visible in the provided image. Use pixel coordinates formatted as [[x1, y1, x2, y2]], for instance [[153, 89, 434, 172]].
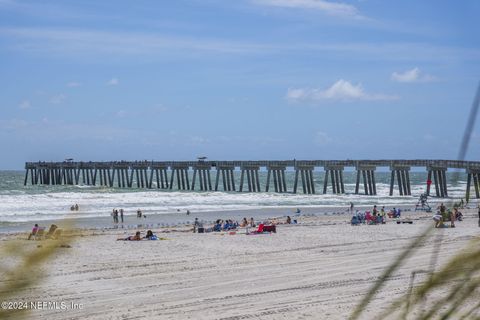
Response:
[[286, 79, 398, 103], [18, 99, 30, 109], [107, 78, 119, 86], [252, 0, 362, 19], [391, 67, 435, 83], [50, 93, 66, 104], [66, 81, 81, 87]]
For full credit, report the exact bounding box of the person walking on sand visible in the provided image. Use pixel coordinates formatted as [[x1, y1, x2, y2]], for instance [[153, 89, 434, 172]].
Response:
[[120, 208, 124, 223], [350, 202, 354, 214], [111, 209, 116, 223]]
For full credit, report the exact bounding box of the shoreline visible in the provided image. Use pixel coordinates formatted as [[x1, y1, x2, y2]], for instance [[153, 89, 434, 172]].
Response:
[[0, 203, 433, 235]]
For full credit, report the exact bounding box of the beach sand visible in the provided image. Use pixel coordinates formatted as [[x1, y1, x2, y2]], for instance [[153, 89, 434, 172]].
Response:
[[2, 209, 479, 319]]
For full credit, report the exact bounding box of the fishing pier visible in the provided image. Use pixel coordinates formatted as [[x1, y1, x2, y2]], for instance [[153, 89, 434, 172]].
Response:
[[24, 160, 480, 201]]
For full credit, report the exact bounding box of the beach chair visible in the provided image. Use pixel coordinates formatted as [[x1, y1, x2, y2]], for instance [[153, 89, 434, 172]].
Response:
[[34, 228, 45, 240], [50, 229, 62, 240], [45, 225, 58, 239]]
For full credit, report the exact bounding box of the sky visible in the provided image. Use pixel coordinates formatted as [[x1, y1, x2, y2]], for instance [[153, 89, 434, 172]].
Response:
[[0, 0, 479, 169]]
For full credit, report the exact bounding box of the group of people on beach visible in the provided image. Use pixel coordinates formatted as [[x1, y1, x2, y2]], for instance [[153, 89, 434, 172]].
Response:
[[70, 204, 79, 211], [111, 208, 124, 223], [351, 205, 400, 225], [111, 208, 146, 224], [433, 203, 463, 228], [192, 215, 293, 234]]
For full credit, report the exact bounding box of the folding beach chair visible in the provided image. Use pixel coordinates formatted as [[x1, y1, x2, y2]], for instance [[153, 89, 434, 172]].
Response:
[[34, 228, 45, 240]]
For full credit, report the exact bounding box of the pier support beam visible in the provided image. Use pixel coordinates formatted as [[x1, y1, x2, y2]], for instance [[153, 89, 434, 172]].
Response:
[[214, 164, 236, 191], [191, 163, 213, 191], [239, 165, 260, 192], [293, 165, 315, 194], [355, 165, 377, 195], [427, 166, 448, 197], [266, 165, 287, 193], [466, 169, 480, 203], [150, 166, 169, 189], [169, 165, 190, 190], [322, 165, 344, 194], [389, 165, 411, 196]]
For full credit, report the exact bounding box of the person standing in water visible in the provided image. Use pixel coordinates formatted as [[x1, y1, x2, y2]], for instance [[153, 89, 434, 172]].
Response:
[[120, 208, 124, 223]]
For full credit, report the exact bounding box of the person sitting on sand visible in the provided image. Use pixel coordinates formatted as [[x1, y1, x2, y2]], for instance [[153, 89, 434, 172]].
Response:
[[28, 223, 40, 240], [223, 220, 232, 230], [351, 215, 360, 226], [286, 216, 292, 224], [213, 220, 222, 232], [240, 217, 248, 227], [118, 231, 142, 241], [455, 208, 463, 221]]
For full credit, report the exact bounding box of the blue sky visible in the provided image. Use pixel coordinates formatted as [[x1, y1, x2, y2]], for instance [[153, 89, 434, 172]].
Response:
[[0, 0, 479, 169]]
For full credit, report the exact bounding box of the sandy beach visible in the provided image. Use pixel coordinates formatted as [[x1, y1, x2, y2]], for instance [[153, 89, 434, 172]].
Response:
[[2, 208, 479, 320]]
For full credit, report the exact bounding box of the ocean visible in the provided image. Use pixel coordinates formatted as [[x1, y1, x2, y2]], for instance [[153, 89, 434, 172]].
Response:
[[0, 169, 473, 229]]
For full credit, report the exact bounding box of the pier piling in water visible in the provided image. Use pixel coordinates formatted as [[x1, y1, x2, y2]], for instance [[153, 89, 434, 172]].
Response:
[[293, 164, 315, 194], [215, 164, 236, 191], [323, 165, 344, 194], [389, 165, 411, 196], [355, 165, 377, 195], [266, 164, 287, 193], [427, 166, 448, 197], [239, 164, 260, 192], [466, 168, 480, 202], [192, 162, 212, 191]]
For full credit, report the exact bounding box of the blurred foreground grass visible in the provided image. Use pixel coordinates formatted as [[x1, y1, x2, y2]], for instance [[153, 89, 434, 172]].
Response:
[[0, 226, 74, 319]]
